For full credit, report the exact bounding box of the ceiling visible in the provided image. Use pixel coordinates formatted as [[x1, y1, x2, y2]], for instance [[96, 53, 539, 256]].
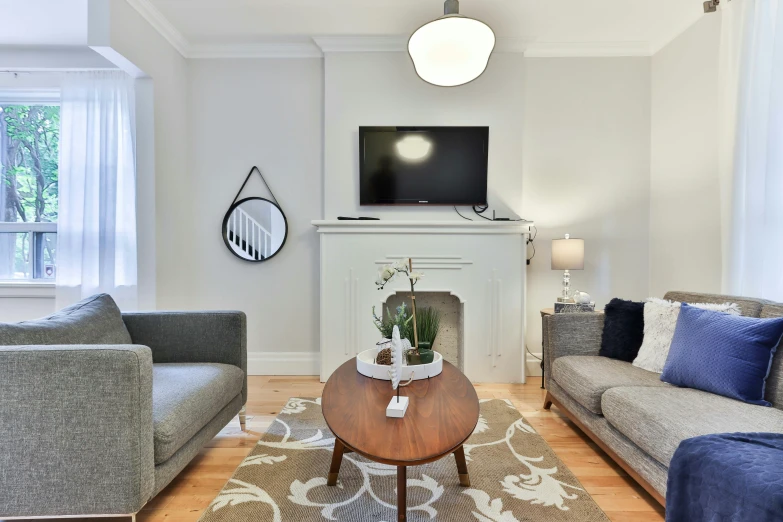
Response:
[[146, 0, 705, 55], [0, 0, 88, 46]]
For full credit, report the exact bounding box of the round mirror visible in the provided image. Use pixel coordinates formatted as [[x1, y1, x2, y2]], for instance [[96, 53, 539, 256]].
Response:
[[222, 197, 288, 262]]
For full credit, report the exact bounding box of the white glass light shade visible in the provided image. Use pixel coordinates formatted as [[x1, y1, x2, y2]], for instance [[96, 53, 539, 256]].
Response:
[[408, 15, 496, 87]]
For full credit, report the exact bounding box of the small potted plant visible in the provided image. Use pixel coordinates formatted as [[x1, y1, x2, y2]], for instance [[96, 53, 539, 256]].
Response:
[[414, 306, 441, 364]]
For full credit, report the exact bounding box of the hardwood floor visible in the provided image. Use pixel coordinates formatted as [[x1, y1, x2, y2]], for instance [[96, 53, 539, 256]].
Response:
[[7, 376, 665, 522]]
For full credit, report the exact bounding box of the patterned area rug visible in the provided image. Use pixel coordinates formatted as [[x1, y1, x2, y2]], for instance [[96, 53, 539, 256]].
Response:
[[199, 398, 609, 522]]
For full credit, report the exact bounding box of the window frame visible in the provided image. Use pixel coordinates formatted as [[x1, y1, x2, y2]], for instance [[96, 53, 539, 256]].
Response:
[[0, 89, 60, 292]]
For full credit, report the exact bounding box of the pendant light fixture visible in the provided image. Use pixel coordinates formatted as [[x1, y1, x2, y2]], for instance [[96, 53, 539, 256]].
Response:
[[408, 0, 496, 87]]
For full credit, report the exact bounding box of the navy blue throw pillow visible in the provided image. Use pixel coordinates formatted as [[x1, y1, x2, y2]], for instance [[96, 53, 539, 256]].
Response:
[[661, 304, 783, 406], [599, 298, 645, 362]]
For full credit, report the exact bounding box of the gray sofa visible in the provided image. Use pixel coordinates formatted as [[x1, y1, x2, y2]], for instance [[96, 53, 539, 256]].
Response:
[[0, 294, 247, 518], [543, 291, 783, 505]]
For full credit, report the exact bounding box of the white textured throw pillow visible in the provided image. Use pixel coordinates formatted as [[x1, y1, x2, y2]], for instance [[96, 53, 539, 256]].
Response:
[[632, 298, 741, 373]]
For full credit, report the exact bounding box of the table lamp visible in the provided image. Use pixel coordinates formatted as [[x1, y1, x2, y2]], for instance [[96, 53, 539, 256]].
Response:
[[551, 234, 584, 303]]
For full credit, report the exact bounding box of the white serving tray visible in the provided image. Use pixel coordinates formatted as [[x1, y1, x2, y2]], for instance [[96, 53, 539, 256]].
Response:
[[356, 348, 444, 381]]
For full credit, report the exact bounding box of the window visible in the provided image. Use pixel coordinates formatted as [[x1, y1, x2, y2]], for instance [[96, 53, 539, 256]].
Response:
[[0, 103, 59, 281]]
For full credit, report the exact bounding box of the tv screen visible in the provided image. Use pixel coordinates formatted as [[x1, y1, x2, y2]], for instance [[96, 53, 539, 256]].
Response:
[[359, 126, 489, 205]]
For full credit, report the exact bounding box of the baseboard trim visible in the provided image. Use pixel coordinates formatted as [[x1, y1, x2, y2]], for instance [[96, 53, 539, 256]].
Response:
[[526, 352, 543, 377], [248, 352, 320, 376]]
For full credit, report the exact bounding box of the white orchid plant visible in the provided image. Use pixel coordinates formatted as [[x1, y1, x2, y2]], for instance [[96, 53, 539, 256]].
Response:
[[375, 258, 424, 349]]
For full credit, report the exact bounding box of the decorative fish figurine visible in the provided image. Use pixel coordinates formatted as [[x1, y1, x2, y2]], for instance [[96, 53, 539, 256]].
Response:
[[390, 326, 404, 390]]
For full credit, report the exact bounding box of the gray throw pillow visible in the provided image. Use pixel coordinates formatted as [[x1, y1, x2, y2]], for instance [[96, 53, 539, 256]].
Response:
[[0, 293, 132, 345]]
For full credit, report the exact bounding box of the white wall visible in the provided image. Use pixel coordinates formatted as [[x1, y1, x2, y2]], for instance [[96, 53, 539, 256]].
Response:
[[320, 53, 652, 374], [0, 6, 660, 381], [522, 58, 653, 370], [650, 15, 723, 297], [188, 58, 323, 361], [92, 0, 191, 311], [324, 52, 525, 220]]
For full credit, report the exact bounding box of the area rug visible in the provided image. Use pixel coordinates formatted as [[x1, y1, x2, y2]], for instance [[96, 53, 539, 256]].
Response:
[[199, 398, 609, 522]]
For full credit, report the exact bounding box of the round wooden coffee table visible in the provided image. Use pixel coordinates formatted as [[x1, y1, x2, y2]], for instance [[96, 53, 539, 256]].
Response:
[[322, 358, 479, 522]]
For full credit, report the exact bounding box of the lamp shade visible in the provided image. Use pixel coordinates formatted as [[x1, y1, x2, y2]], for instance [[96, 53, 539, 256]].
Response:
[[551, 237, 584, 270], [408, 14, 495, 87]]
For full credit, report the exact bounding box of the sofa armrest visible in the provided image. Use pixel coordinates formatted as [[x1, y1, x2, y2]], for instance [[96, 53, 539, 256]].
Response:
[[122, 311, 247, 403], [0, 345, 154, 517], [544, 313, 605, 389]]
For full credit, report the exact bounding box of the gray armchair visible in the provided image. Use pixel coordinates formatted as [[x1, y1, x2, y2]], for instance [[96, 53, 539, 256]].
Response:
[[0, 295, 247, 519]]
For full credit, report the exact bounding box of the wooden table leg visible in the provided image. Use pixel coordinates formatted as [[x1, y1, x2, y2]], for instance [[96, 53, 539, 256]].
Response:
[[454, 445, 471, 487], [327, 439, 345, 486], [397, 465, 407, 522]]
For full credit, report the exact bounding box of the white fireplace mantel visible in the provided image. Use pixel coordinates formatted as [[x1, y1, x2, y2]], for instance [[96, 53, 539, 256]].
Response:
[[313, 219, 533, 383], [312, 220, 533, 234]]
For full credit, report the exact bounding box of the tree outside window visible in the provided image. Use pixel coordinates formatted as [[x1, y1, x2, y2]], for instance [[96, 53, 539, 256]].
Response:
[[0, 104, 59, 281]]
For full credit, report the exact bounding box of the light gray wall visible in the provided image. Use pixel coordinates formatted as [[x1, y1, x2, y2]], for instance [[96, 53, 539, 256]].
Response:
[[522, 57, 653, 367], [650, 15, 723, 297], [323, 52, 525, 220], [102, 0, 191, 311], [0, 37, 657, 380], [188, 58, 323, 355]]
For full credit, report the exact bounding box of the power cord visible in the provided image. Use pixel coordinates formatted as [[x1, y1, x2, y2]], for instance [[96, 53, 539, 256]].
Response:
[[473, 205, 529, 222], [472, 205, 492, 220], [526, 343, 542, 361], [526, 225, 537, 265], [454, 206, 473, 221], [456, 206, 537, 265]]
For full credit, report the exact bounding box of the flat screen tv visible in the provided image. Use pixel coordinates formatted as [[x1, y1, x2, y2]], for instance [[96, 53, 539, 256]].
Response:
[[359, 126, 489, 205]]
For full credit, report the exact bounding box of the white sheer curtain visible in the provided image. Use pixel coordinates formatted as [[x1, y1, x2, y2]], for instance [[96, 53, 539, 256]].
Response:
[[724, 0, 783, 300], [56, 71, 138, 310]]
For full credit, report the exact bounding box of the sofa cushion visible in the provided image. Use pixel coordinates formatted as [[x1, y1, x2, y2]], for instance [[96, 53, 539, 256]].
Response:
[[0, 293, 131, 345], [762, 304, 783, 410], [551, 356, 670, 414], [152, 363, 244, 464], [602, 386, 783, 467]]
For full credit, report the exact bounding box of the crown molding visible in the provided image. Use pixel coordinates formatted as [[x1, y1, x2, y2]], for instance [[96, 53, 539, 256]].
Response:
[[120, 1, 653, 60], [188, 42, 323, 59], [311, 36, 651, 57], [125, 0, 190, 57], [648, 12, 704, 55], [312, 36, 408, 53], [311, 36, 529, 54]]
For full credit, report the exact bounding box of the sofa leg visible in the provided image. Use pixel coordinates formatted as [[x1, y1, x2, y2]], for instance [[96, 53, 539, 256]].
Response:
[[239, 406, 247, 431], [543, 391, 553, 410]]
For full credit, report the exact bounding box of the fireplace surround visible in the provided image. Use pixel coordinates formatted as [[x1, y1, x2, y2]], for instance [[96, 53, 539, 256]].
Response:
[[313, 220, 533, 382]]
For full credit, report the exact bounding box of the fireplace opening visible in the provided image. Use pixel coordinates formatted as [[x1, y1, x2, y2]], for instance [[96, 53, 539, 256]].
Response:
[[382, 292, 464, 371]]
